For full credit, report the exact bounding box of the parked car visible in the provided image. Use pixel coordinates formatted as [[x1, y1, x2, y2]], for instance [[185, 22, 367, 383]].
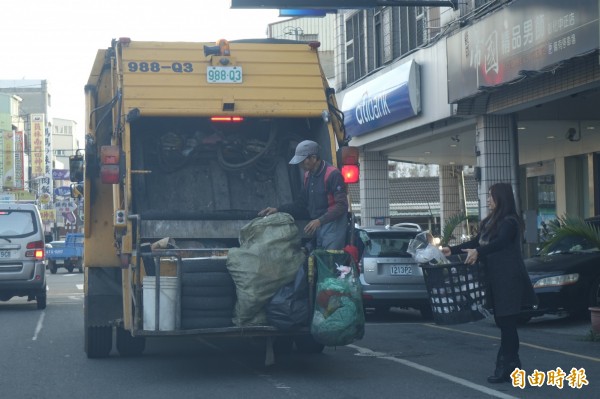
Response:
[[355, 223, 434, 319], [0, 203, 47, 309], [522, 216, 600, 321]]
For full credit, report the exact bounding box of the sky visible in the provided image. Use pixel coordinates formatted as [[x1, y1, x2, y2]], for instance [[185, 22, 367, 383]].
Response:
[[1, 0, 284, 136]]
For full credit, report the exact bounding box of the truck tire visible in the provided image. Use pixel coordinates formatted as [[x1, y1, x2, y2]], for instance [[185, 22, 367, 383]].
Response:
[[116, 326, 145, 357], [182, 285, 235, 297], [85, 326, 113, 358], [66, 263, 74, 273], [273, 336, 294, 355], [294, 335, 325, 354], [182, 309, 234, 319], [49, 261, 57, 274], [36, 290, 47, 310], [181, 272, 234, 287], [181, 317, 234, 329], [181, 295, 235, 310], [182, 258, 228, 273]]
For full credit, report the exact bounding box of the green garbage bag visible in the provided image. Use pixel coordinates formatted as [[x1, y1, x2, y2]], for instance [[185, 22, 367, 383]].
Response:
[[310, 250, 365, 346], [227, 213, 305, 326]]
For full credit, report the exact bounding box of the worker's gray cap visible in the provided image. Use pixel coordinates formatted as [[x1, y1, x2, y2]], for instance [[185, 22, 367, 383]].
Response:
[[289, 140, 320, 164]]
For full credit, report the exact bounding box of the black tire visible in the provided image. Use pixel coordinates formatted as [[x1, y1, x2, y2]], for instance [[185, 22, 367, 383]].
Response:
[[66, 265, 74, 273], [181, 317, 234, 329], [182, 285, 235, 297], [36, 290, 47, 310], [182, 258, 228, 273], [78, 266, 84, 273], [116, 326, 146, 357], [182, 309, 235, 319], [85, 326, 113, 358], [294, 335, 325, 354], [49, 262, 57, 274], [181, 272, 234, 287], [419, 305, 434, 320], [273, 336, 294, 355], [181, 295, 236, 310]]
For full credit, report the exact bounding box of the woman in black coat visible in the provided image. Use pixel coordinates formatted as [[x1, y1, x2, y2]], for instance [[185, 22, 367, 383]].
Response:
[[441, 182, 537, 383]]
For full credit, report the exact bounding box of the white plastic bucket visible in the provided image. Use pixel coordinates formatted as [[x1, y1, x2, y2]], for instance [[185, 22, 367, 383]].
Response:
[[143, 276, 178, 331]]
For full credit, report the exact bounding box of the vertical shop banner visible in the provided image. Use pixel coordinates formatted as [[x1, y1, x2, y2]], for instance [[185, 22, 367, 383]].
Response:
[[31, 114, 45, 178], [14, 131, 24, 189], [44, 123, 53, 202], [2, 131, 15, 189]]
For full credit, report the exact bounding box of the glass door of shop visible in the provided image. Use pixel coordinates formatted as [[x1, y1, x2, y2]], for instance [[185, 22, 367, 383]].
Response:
[[524, 161, 556, 243]]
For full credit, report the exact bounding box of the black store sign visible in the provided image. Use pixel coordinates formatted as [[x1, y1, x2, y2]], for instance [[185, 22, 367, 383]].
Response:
[[447, 0, 599, 102]]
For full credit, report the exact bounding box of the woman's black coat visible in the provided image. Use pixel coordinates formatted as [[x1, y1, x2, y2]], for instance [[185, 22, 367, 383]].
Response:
[[449, 216, 537, 317]]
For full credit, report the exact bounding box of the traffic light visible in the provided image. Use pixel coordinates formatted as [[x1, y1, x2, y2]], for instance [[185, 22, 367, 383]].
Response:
[[69, 153, 84, 182], [70, 183, 83, 199]]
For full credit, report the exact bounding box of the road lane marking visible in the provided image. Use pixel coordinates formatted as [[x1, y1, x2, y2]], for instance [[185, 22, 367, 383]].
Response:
[[348, 344, 520, 399], [32, 312, 45, 341], [76, 284, 83, 290], [424, 323, 600, 363]]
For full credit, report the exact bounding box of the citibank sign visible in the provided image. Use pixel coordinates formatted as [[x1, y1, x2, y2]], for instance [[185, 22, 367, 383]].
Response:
[[342, 60, 420, 137]]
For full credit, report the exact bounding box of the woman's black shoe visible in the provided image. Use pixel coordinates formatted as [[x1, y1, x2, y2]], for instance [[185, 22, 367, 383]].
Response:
[[487, 355, 521, 383]]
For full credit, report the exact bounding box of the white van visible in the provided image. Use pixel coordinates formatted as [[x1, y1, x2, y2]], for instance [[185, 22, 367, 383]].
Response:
[[0, 203, 47, 309]]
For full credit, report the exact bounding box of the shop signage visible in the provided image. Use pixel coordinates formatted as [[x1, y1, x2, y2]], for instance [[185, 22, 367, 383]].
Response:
[[341, 60, 421, 137], [52, 169, 70, 180], [54, 186, 71, 197], [447, 0, 599, 102]]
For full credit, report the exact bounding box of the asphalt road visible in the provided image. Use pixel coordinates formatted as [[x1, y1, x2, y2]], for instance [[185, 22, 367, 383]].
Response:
[[1, 270, 598, 399]]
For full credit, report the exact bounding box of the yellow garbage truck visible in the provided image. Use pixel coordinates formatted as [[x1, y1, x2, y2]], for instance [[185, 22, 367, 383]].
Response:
[[76, 38, 360, 359]]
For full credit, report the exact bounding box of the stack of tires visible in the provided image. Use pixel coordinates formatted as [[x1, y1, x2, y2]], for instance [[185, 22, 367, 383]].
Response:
[[180, 258, 236, 329]]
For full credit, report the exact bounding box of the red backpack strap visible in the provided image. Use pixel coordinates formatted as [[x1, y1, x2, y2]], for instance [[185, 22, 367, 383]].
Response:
[[324, 165, 338, 210], [323, 165, 336, 184]]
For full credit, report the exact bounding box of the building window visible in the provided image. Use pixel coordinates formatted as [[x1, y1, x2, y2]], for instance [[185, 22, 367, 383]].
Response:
[[399, 6, 428, 56], [345, 12, 366, 84], [374, 7, 394, 69], [382, 8, 393, 63], [374, 11, 383, 68]]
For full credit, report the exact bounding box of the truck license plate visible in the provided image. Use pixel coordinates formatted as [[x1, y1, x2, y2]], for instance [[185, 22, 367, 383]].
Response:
[[207, 66, 243, 83], [0, 250, 12, 259], [390, 265, 413, 275]]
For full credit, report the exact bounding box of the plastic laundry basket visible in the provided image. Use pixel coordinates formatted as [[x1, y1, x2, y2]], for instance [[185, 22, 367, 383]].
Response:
[[420, 262, 489, 325]]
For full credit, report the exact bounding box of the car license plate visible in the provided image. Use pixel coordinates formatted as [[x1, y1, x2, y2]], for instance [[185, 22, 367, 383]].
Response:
[[207, 66, 243, 83], [0, 250, 12, 259], [390, 265, 413, 275]]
